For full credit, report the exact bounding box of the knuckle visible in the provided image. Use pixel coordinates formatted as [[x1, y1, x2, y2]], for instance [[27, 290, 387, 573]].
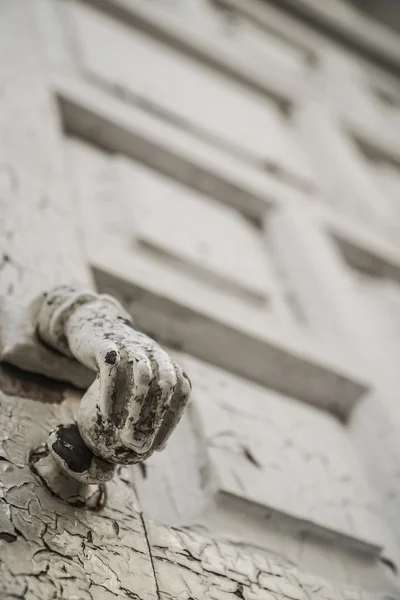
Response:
[[133, 357, 153, 387], [157, 361, 177, 392], [175, 364, 191, 398]]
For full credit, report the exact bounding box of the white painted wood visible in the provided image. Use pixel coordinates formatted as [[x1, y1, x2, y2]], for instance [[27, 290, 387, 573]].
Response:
[[221, 17, 306, 77], [319, 203, 400, 280], [55, 75, 400, 285], [0, 5, 261, 597], [0, 0, 94, 384], [367, 66, 400, 121], [0, 10, 91, 308], [64, 1, 316, 189], [131, 349, 398, 590], [167, 0, 310, 78], [275, 0, 400, 71], [348, 276, 400, 543], [352, 275, 400, 368], [55, 73, 313, 219], [147, 518, 399, 600], [267, 207, 367, 353], [0, 2, 146, 596], [58, 76, 382, 584], [267, 207, 400, 561], [133, 0, 308, 78], [211, 0, 322, 58], [34, 0, 77, 73], [70, 0, 312, 108], [330, 56, 400, 136], [68, 138, 274, 303], [1, 384, 394, 599], [66, 137, 281, 321], [316, 49, 386, 131], [119, 157, 272, 302], [174, 353, 393, 553], [89, 240, 369, 416], [268, 206, 400, 381], [0, 0, 194, 515], [55, 73, 400, 288], [3, 0, 400, 596], [346, 117, 400, 177], [131, 401, 213, 526], [66, 134, 300, 325], [65, 137, 369, 413], [190, 491, 398, 592], [0, 385, 159, 600], [370, 161, 400, 224], [294, 101, 400, 242]]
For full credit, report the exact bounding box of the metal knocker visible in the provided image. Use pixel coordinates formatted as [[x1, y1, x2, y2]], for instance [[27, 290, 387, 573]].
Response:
[[28, 286, 191, 508]]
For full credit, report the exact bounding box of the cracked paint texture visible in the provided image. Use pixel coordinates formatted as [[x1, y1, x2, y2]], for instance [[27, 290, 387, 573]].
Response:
[[175, 354, 396, 558], [1, 1, 399, 598], [0, 384, 395, 599]]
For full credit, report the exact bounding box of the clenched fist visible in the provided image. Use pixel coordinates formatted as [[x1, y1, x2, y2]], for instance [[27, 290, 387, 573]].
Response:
[[37, 286, 191, 481]]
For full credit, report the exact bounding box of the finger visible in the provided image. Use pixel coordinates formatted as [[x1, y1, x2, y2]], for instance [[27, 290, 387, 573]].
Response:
[[119, 345, 153, 452], [95, 341, 120, 418], [152, 363, 191, 452], [132, 344, 177, 454]]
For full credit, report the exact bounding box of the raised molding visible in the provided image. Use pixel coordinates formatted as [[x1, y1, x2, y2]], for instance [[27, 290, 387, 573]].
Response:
[[266, 0, 400, 76], [134, 351, 398, 589], [313, 48, 400, 148], [87, 239, 370, 418], [68, 139, 275, 305], [54, 73, 312, 219], [191, 490, 397, 590], [65, 0, 316, 190], [54, 72, 400, 289], [211, 0, 320, 59], [294, 101, 400, 245], [2, 1, 400, 597], [178, 352, 391, 552], [323, 208, 400, 282], [1, 383, 396, 598], [68, 0, 310, 107], [55, 74, 400, 284], [268, 207, 400, 561], [267, 208, 372, 353], [345, 114, 400, 171]]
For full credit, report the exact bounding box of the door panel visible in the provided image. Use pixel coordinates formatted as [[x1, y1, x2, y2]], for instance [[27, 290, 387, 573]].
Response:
[[65, 1, 316, 188]]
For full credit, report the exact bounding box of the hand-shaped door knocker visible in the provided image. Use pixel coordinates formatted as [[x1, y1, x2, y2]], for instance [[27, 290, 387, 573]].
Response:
[[30, 286, 191, 507]]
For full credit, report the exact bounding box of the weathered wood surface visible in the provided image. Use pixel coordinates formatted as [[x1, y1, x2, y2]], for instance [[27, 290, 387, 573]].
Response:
[[0, 3, 92, 307], [0, 380, 390, 600], [0, 377, 157, 600], [67, 0, 316, 191], [64, 136, 370, 417], [268, 208, 400, 564], [0, 0, 93, 385], [1, 1, 400, 598], [176, 353, 392, 552]]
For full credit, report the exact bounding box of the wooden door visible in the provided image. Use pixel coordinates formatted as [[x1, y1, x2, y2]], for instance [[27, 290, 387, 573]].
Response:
[[1, 1, 400, 598]]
